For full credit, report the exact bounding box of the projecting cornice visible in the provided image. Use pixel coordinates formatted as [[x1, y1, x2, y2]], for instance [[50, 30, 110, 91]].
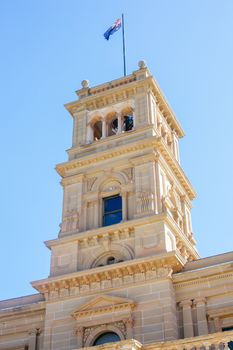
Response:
[[173, 261, 233, 293], [31, 252, 185, 300], [56, 136, 196, 200]]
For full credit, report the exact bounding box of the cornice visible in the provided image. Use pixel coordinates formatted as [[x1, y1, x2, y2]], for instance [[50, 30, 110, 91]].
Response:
[[207, 305, 233, 318], [45, 212, 198, 261], [56, 136, 196, 200], [0, 300, 45, 319], [31, 252, 184, 299], [173, 262, 233, 289]]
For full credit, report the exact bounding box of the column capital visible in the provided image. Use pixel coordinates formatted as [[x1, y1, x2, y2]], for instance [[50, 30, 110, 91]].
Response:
[[193, 297, 206, 306], [179, 299, 193, 308]]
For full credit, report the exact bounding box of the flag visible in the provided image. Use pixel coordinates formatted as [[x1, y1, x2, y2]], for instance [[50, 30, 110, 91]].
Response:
[[104, 18, 122, 40]]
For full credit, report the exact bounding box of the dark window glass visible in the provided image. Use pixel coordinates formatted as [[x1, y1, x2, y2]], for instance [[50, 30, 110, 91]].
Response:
[[123, 116, 134, 131], [93, 332, 120, 346], [104, 196, 122, 212], [103, 195, 122, 227], [222, 327, 233, 350], [107, 256, 115, 264]]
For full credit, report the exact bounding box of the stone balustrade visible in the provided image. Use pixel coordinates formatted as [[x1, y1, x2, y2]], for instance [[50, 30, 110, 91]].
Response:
[[73, 330, 233, 350]]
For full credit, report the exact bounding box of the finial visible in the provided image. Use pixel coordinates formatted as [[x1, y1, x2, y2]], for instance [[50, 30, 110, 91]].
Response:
[[138, 60, 146, 69], [81, 80, 89, 89]]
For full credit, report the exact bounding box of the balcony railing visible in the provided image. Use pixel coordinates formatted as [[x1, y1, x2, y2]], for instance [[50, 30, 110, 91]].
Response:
[[76, 330, 233, 350]]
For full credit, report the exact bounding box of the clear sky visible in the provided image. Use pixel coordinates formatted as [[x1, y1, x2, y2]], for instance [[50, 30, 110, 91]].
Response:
[[0, 0, 233, 300]]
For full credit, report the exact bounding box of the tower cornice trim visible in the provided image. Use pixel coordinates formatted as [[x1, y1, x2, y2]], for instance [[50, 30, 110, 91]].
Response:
[[56, 136, 196, 200], [31, 252, 184, 298]]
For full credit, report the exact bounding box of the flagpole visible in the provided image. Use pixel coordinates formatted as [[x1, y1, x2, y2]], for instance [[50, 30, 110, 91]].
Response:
[[122, 13, 126, 76]]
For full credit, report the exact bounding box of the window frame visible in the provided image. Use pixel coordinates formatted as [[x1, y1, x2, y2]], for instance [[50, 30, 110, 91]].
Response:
[[102, 195, 122, 227]]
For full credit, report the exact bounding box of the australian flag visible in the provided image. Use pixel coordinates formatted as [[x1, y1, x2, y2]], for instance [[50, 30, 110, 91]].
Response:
[[104, 18, 122, 40]]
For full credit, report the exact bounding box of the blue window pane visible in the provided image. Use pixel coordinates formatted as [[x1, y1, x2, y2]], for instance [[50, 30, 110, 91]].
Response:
[[103, 212, 122, 226], [104, 196, 122, 213], [93, 332, 120, 346]]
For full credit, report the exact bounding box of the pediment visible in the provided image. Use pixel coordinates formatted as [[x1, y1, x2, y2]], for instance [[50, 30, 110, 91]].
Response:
[[72, 295, 135, 319]]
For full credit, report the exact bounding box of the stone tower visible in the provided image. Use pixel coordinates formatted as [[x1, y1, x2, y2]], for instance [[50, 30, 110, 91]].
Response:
[[32, 61, 199, 349]]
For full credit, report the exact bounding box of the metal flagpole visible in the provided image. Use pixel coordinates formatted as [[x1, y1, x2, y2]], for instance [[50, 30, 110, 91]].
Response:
[[122, 13, 126, 76]]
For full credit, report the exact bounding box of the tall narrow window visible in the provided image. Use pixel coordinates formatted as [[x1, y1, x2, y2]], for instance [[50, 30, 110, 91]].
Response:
[[103, 195, 122, 226], [93, 120, 102, 140], [123, 115, 133, 131]]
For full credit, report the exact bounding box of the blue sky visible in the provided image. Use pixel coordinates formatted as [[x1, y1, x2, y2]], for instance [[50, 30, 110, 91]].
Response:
[[0, 1, 232, 300]]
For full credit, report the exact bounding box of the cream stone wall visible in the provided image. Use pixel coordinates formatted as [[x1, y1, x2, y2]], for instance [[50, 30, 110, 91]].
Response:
[[0, 63, 233, 350]]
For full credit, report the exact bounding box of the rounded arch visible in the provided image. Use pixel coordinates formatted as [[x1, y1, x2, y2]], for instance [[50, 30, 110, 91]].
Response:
[[83, 243, 134, 270], [121, 106, 134, 132], [105, 111, 118, 136], [92, 172, 128, 193], [86, 115, 104, 143], [120, 105, 134, 117], [91, 249, 126, 268], [84, 324, 125, 347], [93, 332, 121, 346]]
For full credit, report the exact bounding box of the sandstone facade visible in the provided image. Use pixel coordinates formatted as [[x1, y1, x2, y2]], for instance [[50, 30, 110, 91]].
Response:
[[0, 62, 232, 350]]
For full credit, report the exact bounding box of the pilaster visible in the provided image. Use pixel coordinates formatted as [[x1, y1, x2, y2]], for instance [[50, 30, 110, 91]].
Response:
[[194, 298, 209, 336], [179, 300, 194, 338]]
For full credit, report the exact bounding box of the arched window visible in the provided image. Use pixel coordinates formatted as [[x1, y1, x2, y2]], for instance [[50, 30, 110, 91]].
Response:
[[93, 120, 102, 140], [93, 332, 121, 346], [106, 114, 118, 136]]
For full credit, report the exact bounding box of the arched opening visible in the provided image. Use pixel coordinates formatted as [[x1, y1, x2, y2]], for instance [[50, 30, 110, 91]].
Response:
[[93, 332, 121, 346], [93, 120, 102, 140], [121, 107, 134, 132], [122, 115, 134, 131], [106, 113, 118, 136]]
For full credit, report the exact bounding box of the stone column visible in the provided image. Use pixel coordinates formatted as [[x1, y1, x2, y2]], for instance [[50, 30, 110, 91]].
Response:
[[180, 300, 194, 338], [102, 119, 106, 138], [121, 191, 127, 221], [194, 297, 209, 335], [28, 329, 37, 350], [213, 316, 221, 332], [93, 199, 99, 227], [117, 113, 122, 134], [155, 160, 162, 213]]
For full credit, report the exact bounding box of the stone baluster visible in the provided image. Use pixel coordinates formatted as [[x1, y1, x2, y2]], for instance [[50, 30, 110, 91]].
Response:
[[194, 297, 209, 335], [180, 300, 194, 338]]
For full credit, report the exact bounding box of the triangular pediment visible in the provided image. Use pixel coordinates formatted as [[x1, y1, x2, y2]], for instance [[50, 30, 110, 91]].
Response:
[[72, 295, 135, 319]]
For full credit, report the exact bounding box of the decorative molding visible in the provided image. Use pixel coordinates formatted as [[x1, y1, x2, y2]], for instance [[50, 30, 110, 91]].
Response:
[[72, 295, 135, 319], [87, 176, 98, 191], [207, 305, 233, 319], [56, 136, 195, 200], [174, 271, 233, 290], [31, 254, 181, 299]]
